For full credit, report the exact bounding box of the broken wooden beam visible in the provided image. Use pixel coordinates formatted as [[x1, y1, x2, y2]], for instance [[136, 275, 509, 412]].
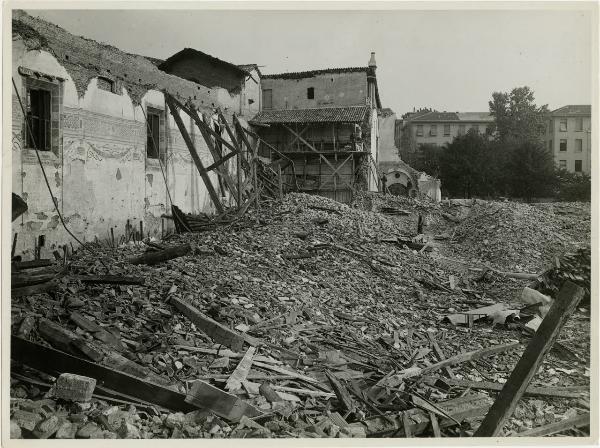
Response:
[[11, 337, 196, 413], [165, 95, 224, 214], [421, 376, 589, 399], [70, 275, 145, 285], [347, 393, 492, 437], [515, 413, 590, 437], [169, 296, 248, 352], [474, 281, 585, 437], [225, 346, 256, 391], [12, 259, 53, 270], [185, 380, 263, 422], [128, 244, 191, 266]]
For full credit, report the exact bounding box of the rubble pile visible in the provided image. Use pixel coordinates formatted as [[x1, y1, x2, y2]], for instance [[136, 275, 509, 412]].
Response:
[[10, 193, 591, 439], [451, 201, 590, 273]]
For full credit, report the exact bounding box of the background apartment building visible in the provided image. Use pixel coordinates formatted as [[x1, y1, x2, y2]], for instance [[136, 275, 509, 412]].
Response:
[[395, 109, 494, 166], [545, 105, 591, 174]]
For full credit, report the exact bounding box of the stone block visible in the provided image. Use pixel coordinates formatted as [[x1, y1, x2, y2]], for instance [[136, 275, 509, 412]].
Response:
[[12, 409, 43, 432], [10, 420, 22, 439], [33, 415, 60, 439], [56, 421, 78, 439], [55, 373, 96, 402]]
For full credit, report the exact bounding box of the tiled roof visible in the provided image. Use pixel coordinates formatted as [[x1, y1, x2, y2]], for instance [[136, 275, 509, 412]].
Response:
[[262, 67, 368, 79], [250, 106, 369, 124], [159, 48, 249, 76], [408, 111, 493, 123], [552, 105, 591, 116], [410, 112, 460, 122], [457, 112, 494, 122]]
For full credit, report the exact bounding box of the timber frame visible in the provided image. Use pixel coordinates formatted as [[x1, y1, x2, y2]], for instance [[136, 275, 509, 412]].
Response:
[[250, 117, 375, 204], [163, 92, 296, 231]]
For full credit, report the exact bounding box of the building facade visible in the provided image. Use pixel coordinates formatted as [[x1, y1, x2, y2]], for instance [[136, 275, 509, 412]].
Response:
[[11, 11, 255, 259], [396, 109, 494, 166], [544, 105, 591, 174], [252, 53, 382, 203]]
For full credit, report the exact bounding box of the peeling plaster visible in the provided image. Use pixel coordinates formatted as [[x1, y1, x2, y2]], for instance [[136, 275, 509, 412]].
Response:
[[146, 173, 153, 187], [116, 168, 122, 180]]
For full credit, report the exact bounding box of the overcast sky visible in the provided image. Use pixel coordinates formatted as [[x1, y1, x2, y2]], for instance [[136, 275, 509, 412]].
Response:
[[26, 7, 593, 115]]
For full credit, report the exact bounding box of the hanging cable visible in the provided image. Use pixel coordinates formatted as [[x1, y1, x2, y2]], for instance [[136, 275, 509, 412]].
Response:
[[12, 77, 110, 271]]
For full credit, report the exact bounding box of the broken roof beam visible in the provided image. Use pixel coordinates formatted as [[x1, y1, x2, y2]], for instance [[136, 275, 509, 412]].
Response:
[[165, 95, 224, 214], [474, 281, 585, 437], [12, 337, 196, 413]]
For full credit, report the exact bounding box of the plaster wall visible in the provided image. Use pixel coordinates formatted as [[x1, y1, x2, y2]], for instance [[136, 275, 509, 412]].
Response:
[[545, 116, 592, 174], [12, 43, 236, 259], [261, 71, 368, 110]]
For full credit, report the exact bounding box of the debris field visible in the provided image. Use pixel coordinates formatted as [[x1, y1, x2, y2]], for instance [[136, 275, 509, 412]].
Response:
[[10, 192, 591, 439]]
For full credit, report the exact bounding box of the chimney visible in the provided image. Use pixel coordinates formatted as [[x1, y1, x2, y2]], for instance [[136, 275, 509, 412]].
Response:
[[368, 52, 377, 68]]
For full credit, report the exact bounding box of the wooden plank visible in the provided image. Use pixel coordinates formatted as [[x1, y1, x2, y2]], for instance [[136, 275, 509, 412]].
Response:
[[325, 369, 355, 413], [421, 342, 523, 375], [225, 346, 256, 391], [474, 282, 585, 437], [180, 103, 240, 200], [515, 413, 590, 437], [165, 95, 224, 213], [349, 393, 493, 437], [170, 296, 246, 352], [421, 376, 589, 399], [378, 342, 523, 389], [427, 333, 455, 379], [12, 259, 53, 270], [251, 360, 320, 385], [429, 412, 441, 437], [11, 337, 195, 412], [128, 244, 190, 266], [70, 275, 145, 285], [185, 380, 263, 422]]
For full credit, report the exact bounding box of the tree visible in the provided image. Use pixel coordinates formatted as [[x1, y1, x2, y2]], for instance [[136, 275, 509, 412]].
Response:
[[413, 143, 443, 177], [555, 169, 591, 201], [505, 141, 557, 201], [489, 86, 549, 145], [439, 129, 492, 198]]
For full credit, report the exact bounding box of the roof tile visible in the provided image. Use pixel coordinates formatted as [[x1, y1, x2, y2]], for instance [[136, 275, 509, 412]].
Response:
[[250, 106, 369, 124]]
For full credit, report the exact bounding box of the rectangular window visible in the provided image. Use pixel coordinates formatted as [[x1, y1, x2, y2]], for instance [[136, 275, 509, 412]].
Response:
[[443, 124, 450, 136], [559, 139, 567, 152], [485, 126, 492, 135], [416, 125, 423, 136], [559, 160, 567, 170], [26, 88, 52, 151], [548, 140, 553, 151], [430, 124, 437, 136], [575, 160, 582, 172], [549, 120, 554, 132], [560, 119, 567, 132], [575, 139, 582, 152], [97, 77, 115, 93], [307, 87, 314, 100], [146, 111, 161, 159], [458, 124, 465, 135], [472, 124, 480, 133], [576, 118, 583, 131], [262, 89, 272, 109]]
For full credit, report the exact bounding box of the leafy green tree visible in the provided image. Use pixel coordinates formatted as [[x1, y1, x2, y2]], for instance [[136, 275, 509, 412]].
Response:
[[506, 141, 557, 201], [489, 86, 549, 145], [439, 130, 491, 198]]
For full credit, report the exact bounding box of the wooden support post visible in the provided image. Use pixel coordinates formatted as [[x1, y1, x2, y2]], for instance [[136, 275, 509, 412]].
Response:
[[12, 233, 18, 259], [474, 281, 585, 437], [278, 164, 283, 199], [165, 96, 224, 214]]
